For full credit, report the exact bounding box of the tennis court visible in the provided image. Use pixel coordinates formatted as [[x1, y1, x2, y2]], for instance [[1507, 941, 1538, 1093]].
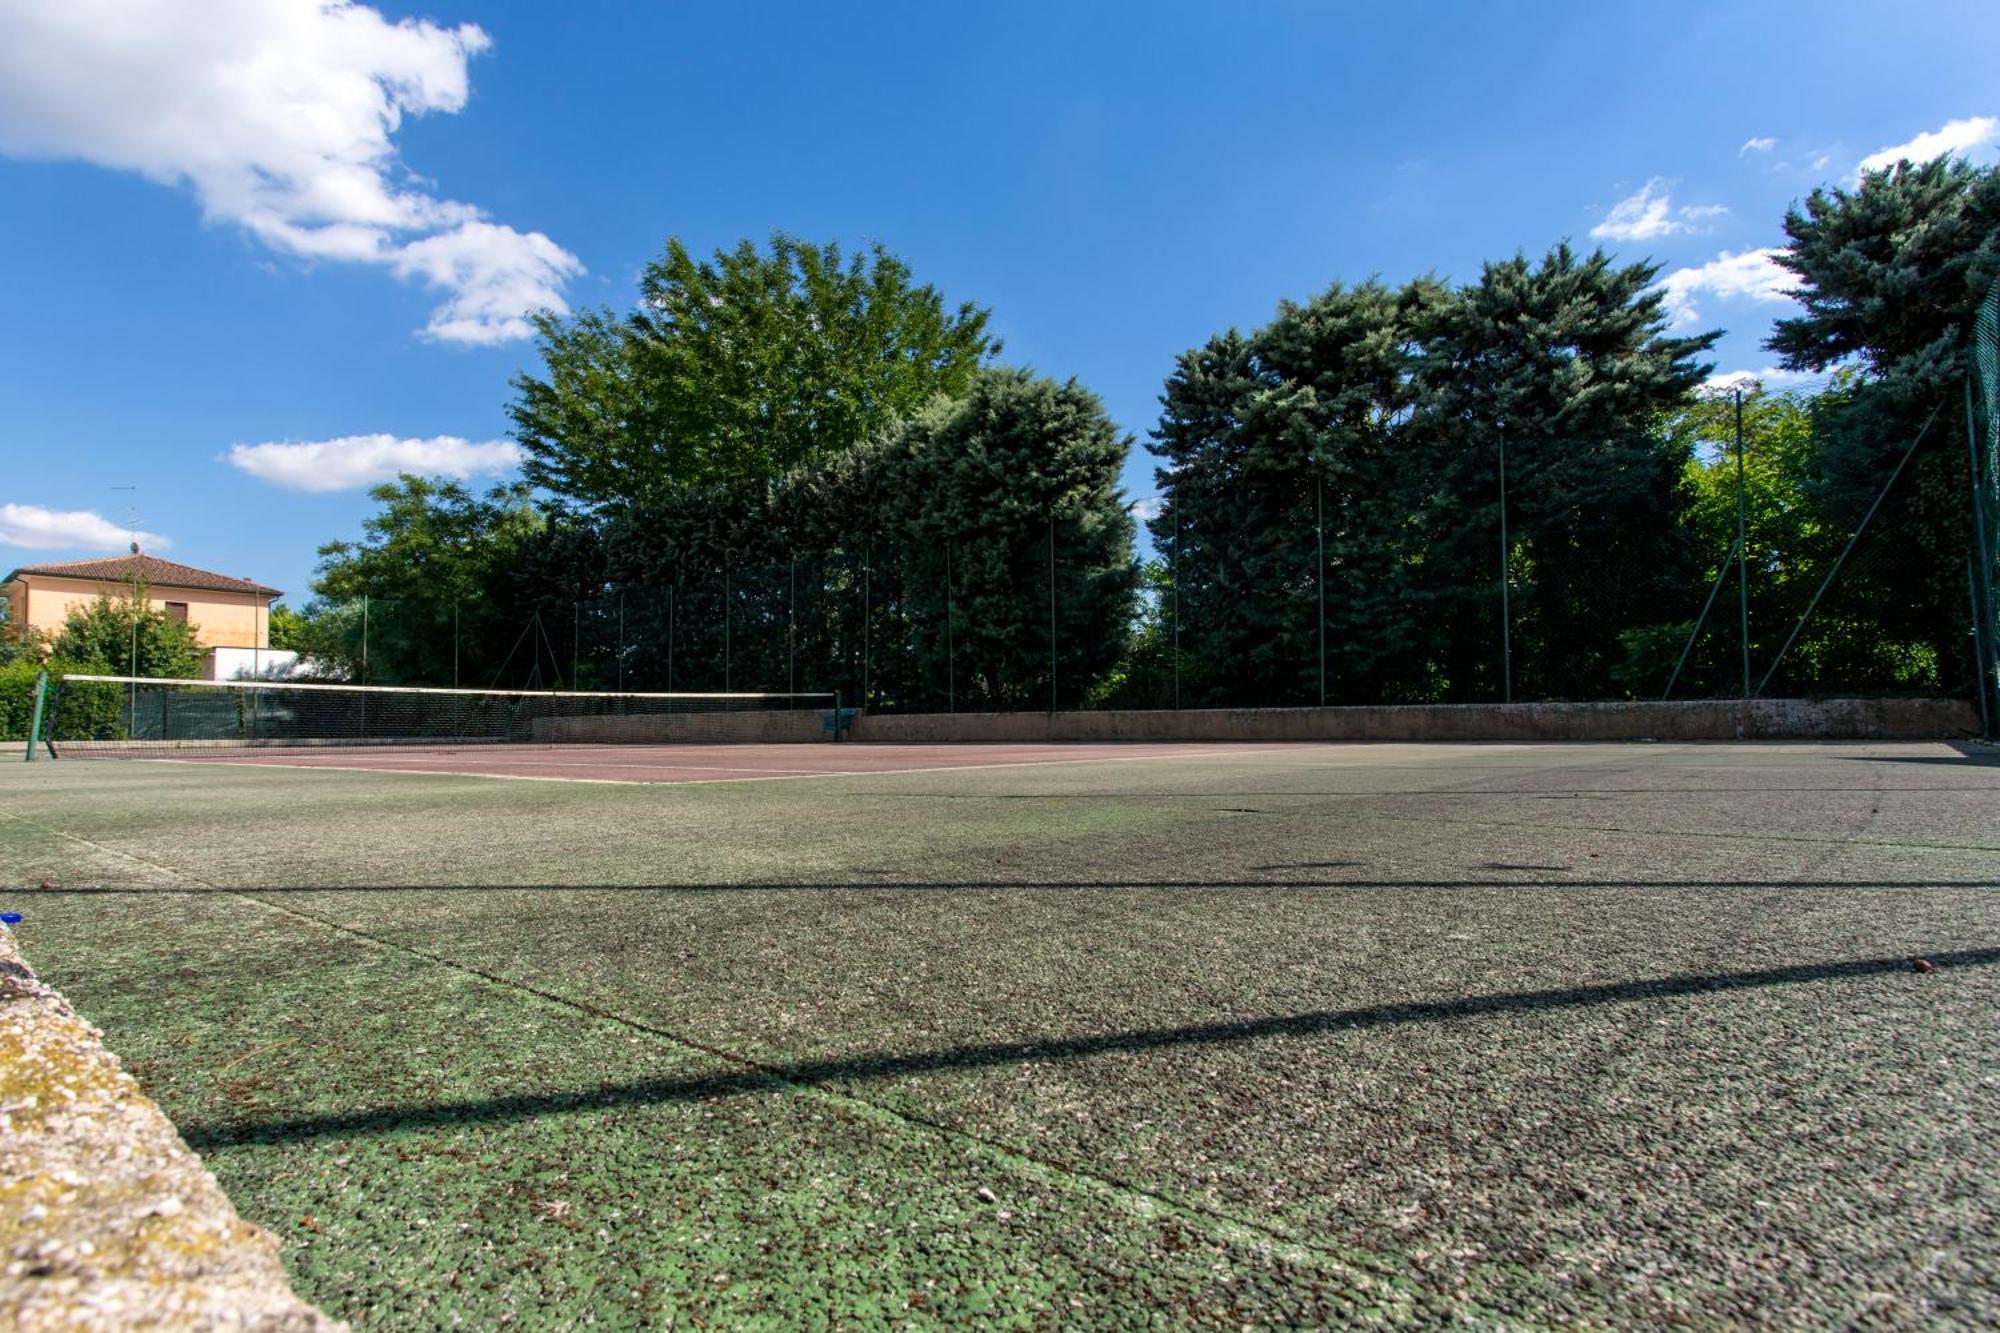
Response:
[[134, 740, 1297, 785], [5, 736, 2000, 1327]]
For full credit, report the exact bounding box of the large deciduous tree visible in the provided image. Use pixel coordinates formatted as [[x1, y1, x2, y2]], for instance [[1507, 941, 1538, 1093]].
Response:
[[510, 235, 1000, 511]]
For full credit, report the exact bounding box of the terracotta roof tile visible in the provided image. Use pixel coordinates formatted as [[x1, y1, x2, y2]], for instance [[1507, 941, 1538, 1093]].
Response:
[[4, 552, 281, 597]]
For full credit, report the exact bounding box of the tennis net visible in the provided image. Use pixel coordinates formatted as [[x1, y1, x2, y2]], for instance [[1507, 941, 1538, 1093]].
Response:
[[34, 675, 842, 758]]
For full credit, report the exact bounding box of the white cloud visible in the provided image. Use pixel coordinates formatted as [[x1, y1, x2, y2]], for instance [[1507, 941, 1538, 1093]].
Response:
[[0, 504, 170, 552], [0, 0, 580, 344], [1590, 178, 1727, 242], [1857, 116, 2000, 176], [1739, 136, 1777, 156], [223, 434, 522, 491], [1702, 366, 1818, 395], [1656, 248, 1793, 326], [1130, 497, 1163, 522]]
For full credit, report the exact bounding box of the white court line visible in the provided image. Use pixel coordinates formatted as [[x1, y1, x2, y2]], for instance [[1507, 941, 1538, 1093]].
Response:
[[140, 745, 1297, 787]]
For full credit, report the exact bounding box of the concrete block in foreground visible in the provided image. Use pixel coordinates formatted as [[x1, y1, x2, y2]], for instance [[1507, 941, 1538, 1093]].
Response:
[[0, 926, 344, 1332]]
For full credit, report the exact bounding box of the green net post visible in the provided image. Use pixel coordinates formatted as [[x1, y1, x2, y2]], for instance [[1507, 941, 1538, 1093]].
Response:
[[24, 669, 49, 761]]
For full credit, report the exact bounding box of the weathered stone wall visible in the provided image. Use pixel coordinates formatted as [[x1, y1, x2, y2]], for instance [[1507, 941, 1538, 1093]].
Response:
[[0, 926, 344, 1332], [847, 697, 1979, 744], [531, 708, 829, 744]]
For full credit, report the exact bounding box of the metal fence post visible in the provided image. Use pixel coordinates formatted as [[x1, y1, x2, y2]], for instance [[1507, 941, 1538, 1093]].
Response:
[[946, 542, 955, 713], [1971, 557, 1992, 738], [1048, 510, 1057, 713], [1172, 505, 1181, 710], [1735, 389, 1751, 698], [1497, 430, 1512, 704], [1316, 470, 1326, 707], [1965, 375, 1998, 730]]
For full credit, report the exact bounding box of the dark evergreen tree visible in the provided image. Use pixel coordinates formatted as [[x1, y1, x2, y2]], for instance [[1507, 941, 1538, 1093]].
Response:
[[1419, 246, 1714, 699], [1149, 248, 1709, 704], [1765, 157, 2000, 693]]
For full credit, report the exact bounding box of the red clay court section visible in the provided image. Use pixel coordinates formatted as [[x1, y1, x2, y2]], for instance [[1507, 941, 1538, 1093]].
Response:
[[153, 742, 1287, 785]]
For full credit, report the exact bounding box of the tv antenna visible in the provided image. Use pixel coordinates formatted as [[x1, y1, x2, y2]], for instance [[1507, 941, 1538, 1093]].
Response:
[[109, 485, 139, 552]]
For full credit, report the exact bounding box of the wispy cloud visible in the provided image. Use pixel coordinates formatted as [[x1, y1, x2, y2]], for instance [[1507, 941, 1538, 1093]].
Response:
[[1857, 116, 2000, 176], [224, 434, 522, 491], [1739, 136, 1777, 156], [1702, 366, 1819, 395], [0, 504, 170, 551], [1130, 497, 1163, 522], [1590, 178, 1727, 243], [1657, 248, 1793, 326], [0, 0, 580, 344]]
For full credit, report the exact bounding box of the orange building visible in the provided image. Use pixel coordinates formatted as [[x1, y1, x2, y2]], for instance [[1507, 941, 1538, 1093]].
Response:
[[3, 549, 281, 676]]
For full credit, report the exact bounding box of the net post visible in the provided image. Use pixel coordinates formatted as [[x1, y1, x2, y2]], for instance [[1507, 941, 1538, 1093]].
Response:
[[24, 670, 49, 762], [833, 689, 844, 742]]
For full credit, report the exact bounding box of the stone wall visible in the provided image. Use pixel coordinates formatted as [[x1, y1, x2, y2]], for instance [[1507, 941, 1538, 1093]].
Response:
[[0, 926, 344, 1331], [847, 697, 1979, 744]]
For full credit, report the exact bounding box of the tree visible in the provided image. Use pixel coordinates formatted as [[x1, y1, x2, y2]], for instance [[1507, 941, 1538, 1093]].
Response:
[[1148, 247, 1711, 705], [887, 368, 1139, 709], [300, 476, 562, 685], [1418, 245, 1715, 700], [510, 235, 1000, 511], [52, 590, 204, 679], [600, 367, 1139, 709], [1765, 156, 2000, 692]]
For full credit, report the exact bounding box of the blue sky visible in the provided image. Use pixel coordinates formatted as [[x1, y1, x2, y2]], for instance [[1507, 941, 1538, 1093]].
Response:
[[3, 0, 1997, 603]]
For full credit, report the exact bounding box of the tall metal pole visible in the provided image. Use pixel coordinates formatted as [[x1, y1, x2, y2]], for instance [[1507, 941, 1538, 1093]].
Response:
[[667, 584, 675, 694], [1316, 470, 1326, 707], [1965, 376, 1997, 732], [1172, 505, 1181, 710], [1048, 511, 1057, 713], [945, 543, 955, 713], [453, 599, 461, 688], [1497, 431, 1512, 704], [616, 593, 624, 692], [862, 550, 871, 710], [361, 595, 369, 684], [723, 559, 731, 695], [788, 555, 797, 696], [1735, 389, 1751, 698], [1971, 557, 1992, 739], [571, 599, 580, 690]]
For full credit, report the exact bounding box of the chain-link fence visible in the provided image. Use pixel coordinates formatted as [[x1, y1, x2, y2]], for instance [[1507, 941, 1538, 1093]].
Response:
[[271, 370, 1998, 718]]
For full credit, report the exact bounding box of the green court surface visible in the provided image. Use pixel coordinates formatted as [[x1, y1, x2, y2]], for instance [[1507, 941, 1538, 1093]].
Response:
[[4, 740, 1999, 1327]]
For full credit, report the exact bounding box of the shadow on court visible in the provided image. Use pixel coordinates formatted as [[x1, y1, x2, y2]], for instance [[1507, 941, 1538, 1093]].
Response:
[[181, 943, 2000, 1152], [10, 877, 2000, 896]]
